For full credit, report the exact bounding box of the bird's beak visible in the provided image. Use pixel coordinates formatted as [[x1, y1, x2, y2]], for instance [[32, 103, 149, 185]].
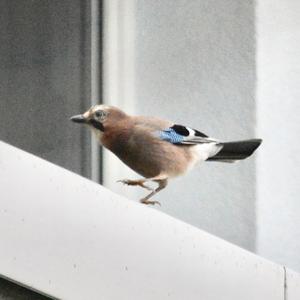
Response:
[[70, 114, 87, 124]]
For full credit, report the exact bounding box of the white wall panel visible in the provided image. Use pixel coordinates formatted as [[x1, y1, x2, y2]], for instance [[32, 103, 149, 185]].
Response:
[[286, 269, 300, 300], [256, 0, 300, 272]]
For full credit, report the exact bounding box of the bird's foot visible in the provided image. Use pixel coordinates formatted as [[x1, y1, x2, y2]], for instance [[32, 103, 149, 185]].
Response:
[[117, 179, 153, 191], [140, 198, 161, 206]]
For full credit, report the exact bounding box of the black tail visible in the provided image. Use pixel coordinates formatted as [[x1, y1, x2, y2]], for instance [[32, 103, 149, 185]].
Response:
[[207, 139, 262, 162]]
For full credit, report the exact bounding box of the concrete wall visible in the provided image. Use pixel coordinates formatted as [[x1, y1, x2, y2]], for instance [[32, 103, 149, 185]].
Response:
[[103, 0, 257, 251], [256, 0, 300, 271], [0, 0, 91, 178]]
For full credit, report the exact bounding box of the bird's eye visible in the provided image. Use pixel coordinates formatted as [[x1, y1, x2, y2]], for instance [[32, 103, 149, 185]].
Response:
[[95, 110, 107, 120], [95, 111, 102, 117]]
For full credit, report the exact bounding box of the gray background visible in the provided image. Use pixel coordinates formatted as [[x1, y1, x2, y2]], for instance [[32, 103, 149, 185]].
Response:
[[0, 0, 91, 178]]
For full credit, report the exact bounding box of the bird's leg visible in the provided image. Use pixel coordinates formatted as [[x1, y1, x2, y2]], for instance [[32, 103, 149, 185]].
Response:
[[140, 179, 168, 206], [117, 178, 153, 191]]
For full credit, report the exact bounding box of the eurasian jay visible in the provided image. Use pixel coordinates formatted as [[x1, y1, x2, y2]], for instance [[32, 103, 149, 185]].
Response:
[[71, 105, 262, 205]]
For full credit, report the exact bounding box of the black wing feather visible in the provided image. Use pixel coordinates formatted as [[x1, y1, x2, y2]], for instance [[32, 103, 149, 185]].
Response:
[[167, 124, 218, 144]]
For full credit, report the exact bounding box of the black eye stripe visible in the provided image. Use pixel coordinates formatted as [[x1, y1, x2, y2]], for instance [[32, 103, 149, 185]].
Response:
[[89, 119, 105, 131]]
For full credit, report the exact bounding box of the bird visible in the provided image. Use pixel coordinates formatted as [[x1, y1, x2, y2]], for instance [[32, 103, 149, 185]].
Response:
[[70, 105, 262, 206]]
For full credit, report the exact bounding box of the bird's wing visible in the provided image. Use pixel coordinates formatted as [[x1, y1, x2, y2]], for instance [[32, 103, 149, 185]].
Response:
[[156, 124, 219, 145]]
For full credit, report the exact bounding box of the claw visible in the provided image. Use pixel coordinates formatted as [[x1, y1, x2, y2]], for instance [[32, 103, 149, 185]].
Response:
[[140, 199, 161, 206], [117, 179, 138, 185], [117, 179, 153, 191], [117, 179, 130, 184], [117, 178, 164, 206]]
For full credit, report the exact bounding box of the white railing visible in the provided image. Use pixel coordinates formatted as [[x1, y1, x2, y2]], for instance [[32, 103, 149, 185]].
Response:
[[0, 141, 299, 300]]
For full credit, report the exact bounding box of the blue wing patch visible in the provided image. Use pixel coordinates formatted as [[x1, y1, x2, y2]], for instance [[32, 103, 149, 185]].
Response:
[[158, 128, 185, 144], [157, 125, 217, 145]]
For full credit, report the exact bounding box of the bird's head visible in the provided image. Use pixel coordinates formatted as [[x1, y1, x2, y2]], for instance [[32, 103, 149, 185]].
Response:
[[70, 105, 127, 132]]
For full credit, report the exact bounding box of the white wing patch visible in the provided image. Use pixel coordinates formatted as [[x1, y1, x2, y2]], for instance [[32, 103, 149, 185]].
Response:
[[194, 143, 223, 161]]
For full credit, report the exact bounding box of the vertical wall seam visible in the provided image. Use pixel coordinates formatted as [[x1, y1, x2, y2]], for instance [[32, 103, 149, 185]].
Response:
[[91, 0, 103, 183], [253, 0, 258, 255], [98, 0, 104, 184], [79, 0, 90, 178], [283, 266, 287, 300]]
